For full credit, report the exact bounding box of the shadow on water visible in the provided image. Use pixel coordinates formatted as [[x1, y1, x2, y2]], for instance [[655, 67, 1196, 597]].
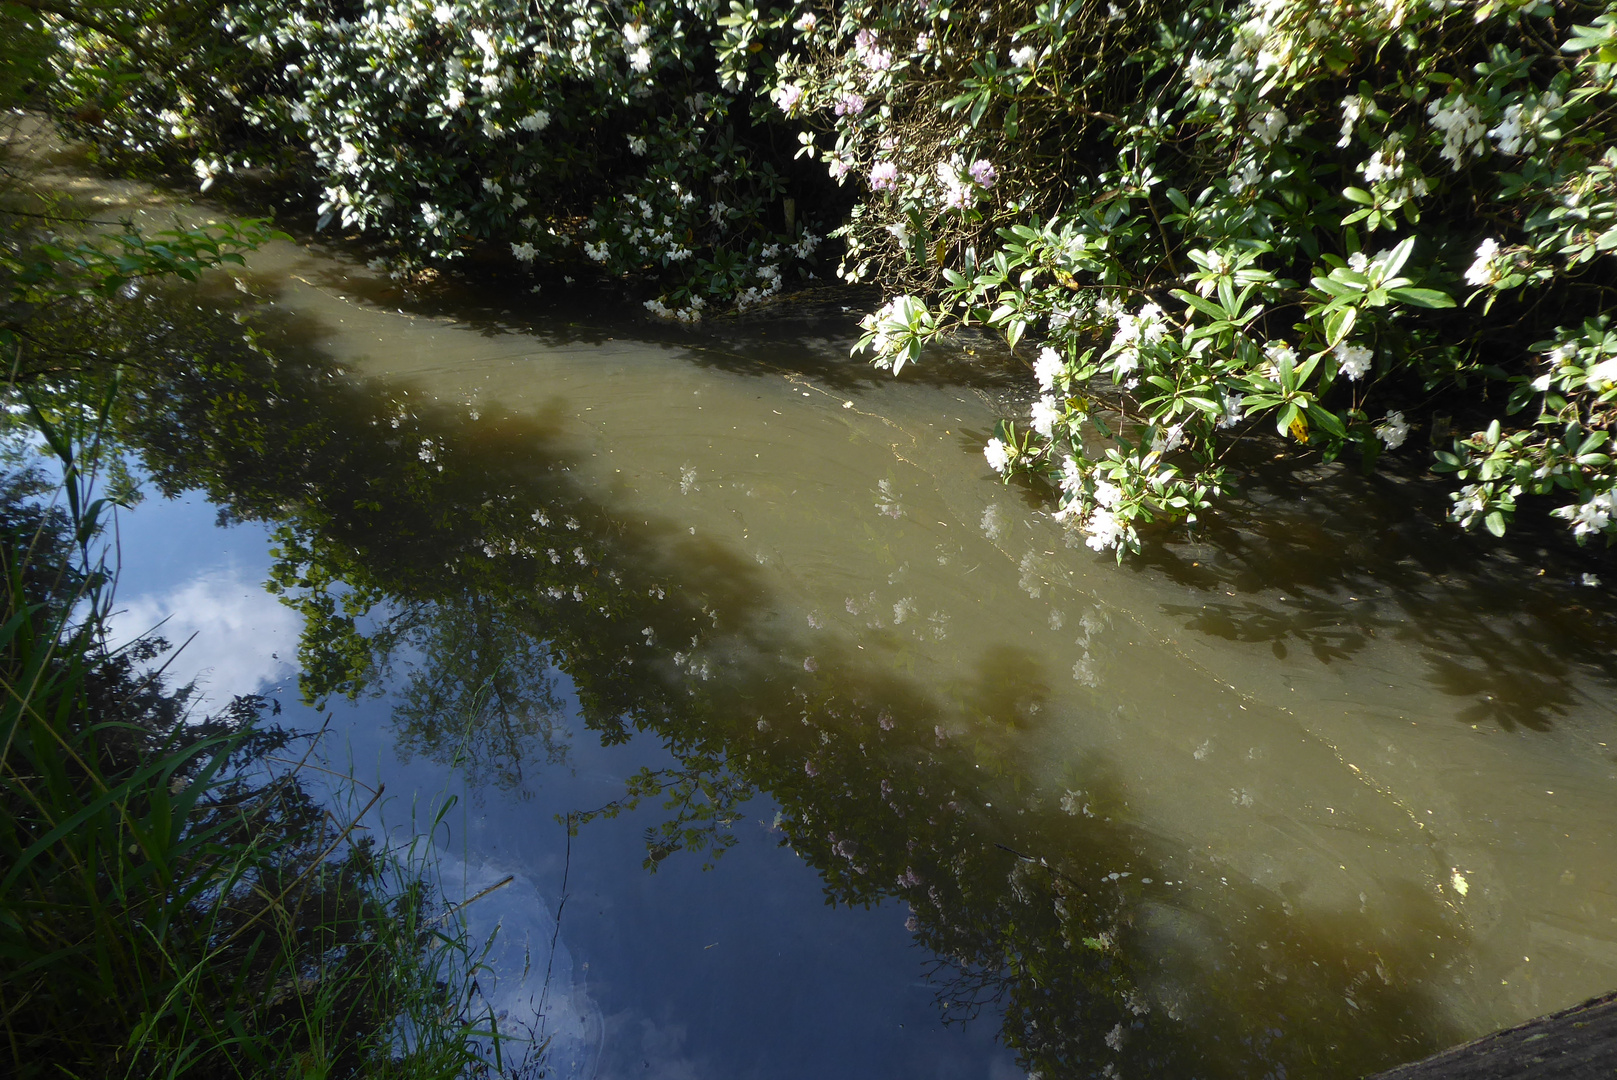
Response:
[[78, 275, 1475, 1079], [1133, 452, 1617, 734], [272, 257, 1030, 396]]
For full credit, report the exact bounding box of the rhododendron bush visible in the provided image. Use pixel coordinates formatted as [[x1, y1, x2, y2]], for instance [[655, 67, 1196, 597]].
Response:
[[777, 0, 1617, 556], [41, 0, 1617, 555], [47, 0, 828, 321]]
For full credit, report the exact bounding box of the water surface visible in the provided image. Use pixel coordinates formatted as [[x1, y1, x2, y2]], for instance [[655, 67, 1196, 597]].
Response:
[[30, 135, 1617, 1079]]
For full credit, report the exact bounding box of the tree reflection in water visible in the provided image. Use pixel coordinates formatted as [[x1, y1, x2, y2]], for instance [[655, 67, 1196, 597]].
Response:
[[81, 279, 1470, 1080], [385, 597, 571, 794]]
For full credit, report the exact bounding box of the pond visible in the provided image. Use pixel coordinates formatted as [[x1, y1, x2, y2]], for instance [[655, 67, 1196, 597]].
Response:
[[33, 136, 1617, 1079]]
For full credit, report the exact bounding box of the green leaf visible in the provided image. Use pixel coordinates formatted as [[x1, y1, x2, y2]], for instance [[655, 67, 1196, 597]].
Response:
[[1387, 286, 1455, 308], [1310, 276, 1359, 299], [1172, 289, 1229, 320], [1381, 236, 1416, 279], [1324, 304, 1357, 347], [1304, 403, 1347, 438]]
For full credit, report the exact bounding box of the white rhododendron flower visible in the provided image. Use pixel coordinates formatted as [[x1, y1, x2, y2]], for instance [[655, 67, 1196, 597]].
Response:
[[1084, 509, 1124, 551], [1030, 396, 1060, 437], [1059, 455, 1083, 494], [1376, 410, 1410, 449], [1554, 491, 1617, 537], [1218, 391, 1244, 429], [1490, 91, 1561, 156], [1334, 343, 1373, 381], [1034, 346, 1064, 392], [1450, 484, 1487, 528], [1261, 340, 1296, 379], [1338, 95, 1370, 147], [192, 157, 221, 190], [1248, 105, 1286, 145], [1150, 423, 1185, 454], [771, 82, 804, 114], [1465, 238, 1502, 286], [1585, 358, 1617, 390], [1428, 95, 1486, 169]]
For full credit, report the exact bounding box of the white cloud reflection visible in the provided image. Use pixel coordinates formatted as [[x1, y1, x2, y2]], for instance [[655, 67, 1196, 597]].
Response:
[[108, 566, 301, 702], [432, 852, 603, 1077]]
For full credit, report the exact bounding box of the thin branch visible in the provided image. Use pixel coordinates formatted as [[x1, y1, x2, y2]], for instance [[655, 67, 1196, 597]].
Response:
[[5, 0, 151, 58], [0, 208, 132, 227]]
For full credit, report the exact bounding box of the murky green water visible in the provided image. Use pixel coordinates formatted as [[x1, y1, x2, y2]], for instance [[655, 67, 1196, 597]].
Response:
[[26, 133, 1617, 1078]]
